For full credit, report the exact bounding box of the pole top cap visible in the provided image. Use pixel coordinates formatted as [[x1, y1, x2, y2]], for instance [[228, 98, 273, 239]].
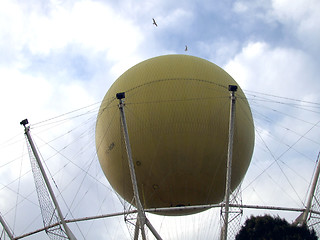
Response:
[[116, 92, 125, 100], [20, 119, 29, 126], [228, 85, 238, 92]]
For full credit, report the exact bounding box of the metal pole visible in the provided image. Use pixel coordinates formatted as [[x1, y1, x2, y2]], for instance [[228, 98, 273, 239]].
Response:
[[0, 212, 14, 240], [116, 92, 162, 240], [15, 203, 314, 240], [116, 94, 146, 240], [145, 218, 163, 240], [20, 120, 77, 240], [133, 220, 141, 240], [222, 85, 237, 240], [301, 153, 320, 224]]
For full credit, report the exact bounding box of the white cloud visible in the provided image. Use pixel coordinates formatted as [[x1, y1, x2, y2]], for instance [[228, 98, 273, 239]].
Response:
[[224, 41, 320, 161], [232, 0, 320, 51], [0, 3, 145, 235], [233, 1, 249, 13], [156, 8, 194, 29], [233, 0, 271, 14], [232, 0, 274, 24], [271, 0, 318, 23], [0, 0, 147, 134], [222, 43, 320, 231], [0, 0, 144, 58], [197, 39, 240, 66], [271, 0, 320, 50], [224, 41, 318, 98], [0, 68, 53, 122]]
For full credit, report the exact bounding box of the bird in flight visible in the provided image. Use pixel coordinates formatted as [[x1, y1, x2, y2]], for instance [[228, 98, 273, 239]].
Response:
[[152, 18, 158, 27], [185, 45, 188, 51]]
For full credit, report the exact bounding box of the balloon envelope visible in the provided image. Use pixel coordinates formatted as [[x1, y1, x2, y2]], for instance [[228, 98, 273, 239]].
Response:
[[95, 55, 254, 215]]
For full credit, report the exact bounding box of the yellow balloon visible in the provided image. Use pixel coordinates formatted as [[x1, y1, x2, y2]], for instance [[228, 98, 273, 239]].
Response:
[[96, 55, 254, 215]]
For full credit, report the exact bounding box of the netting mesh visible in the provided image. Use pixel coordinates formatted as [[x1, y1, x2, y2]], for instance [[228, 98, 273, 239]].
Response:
[[307, 176, 320, 237], [0, 228, 9, 240], [220, 184, 243, 240], [25, 134, 68, 240], [125, 210, 151, 240]]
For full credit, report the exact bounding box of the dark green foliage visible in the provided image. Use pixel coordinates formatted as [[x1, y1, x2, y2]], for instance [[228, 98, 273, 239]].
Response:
[[235, 214, 318, 240]]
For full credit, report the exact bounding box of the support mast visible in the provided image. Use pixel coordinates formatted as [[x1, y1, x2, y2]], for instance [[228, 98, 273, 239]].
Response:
[[20, 119, 77, 240], [0, 212, 14, 240], [301, 153, 320, 224], [221, 85, 237, 240], [116, 92, 162, 240]]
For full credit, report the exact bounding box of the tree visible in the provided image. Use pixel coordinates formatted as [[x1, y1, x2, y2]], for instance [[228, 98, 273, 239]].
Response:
[[235, 214, 317, 240]]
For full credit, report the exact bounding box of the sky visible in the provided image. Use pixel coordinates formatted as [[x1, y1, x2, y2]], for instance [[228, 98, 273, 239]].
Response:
[[0, 0, 320, 239]]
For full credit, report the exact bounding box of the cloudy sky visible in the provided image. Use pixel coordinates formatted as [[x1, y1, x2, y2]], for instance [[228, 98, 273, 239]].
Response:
[[0, 0, 320, 239]]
